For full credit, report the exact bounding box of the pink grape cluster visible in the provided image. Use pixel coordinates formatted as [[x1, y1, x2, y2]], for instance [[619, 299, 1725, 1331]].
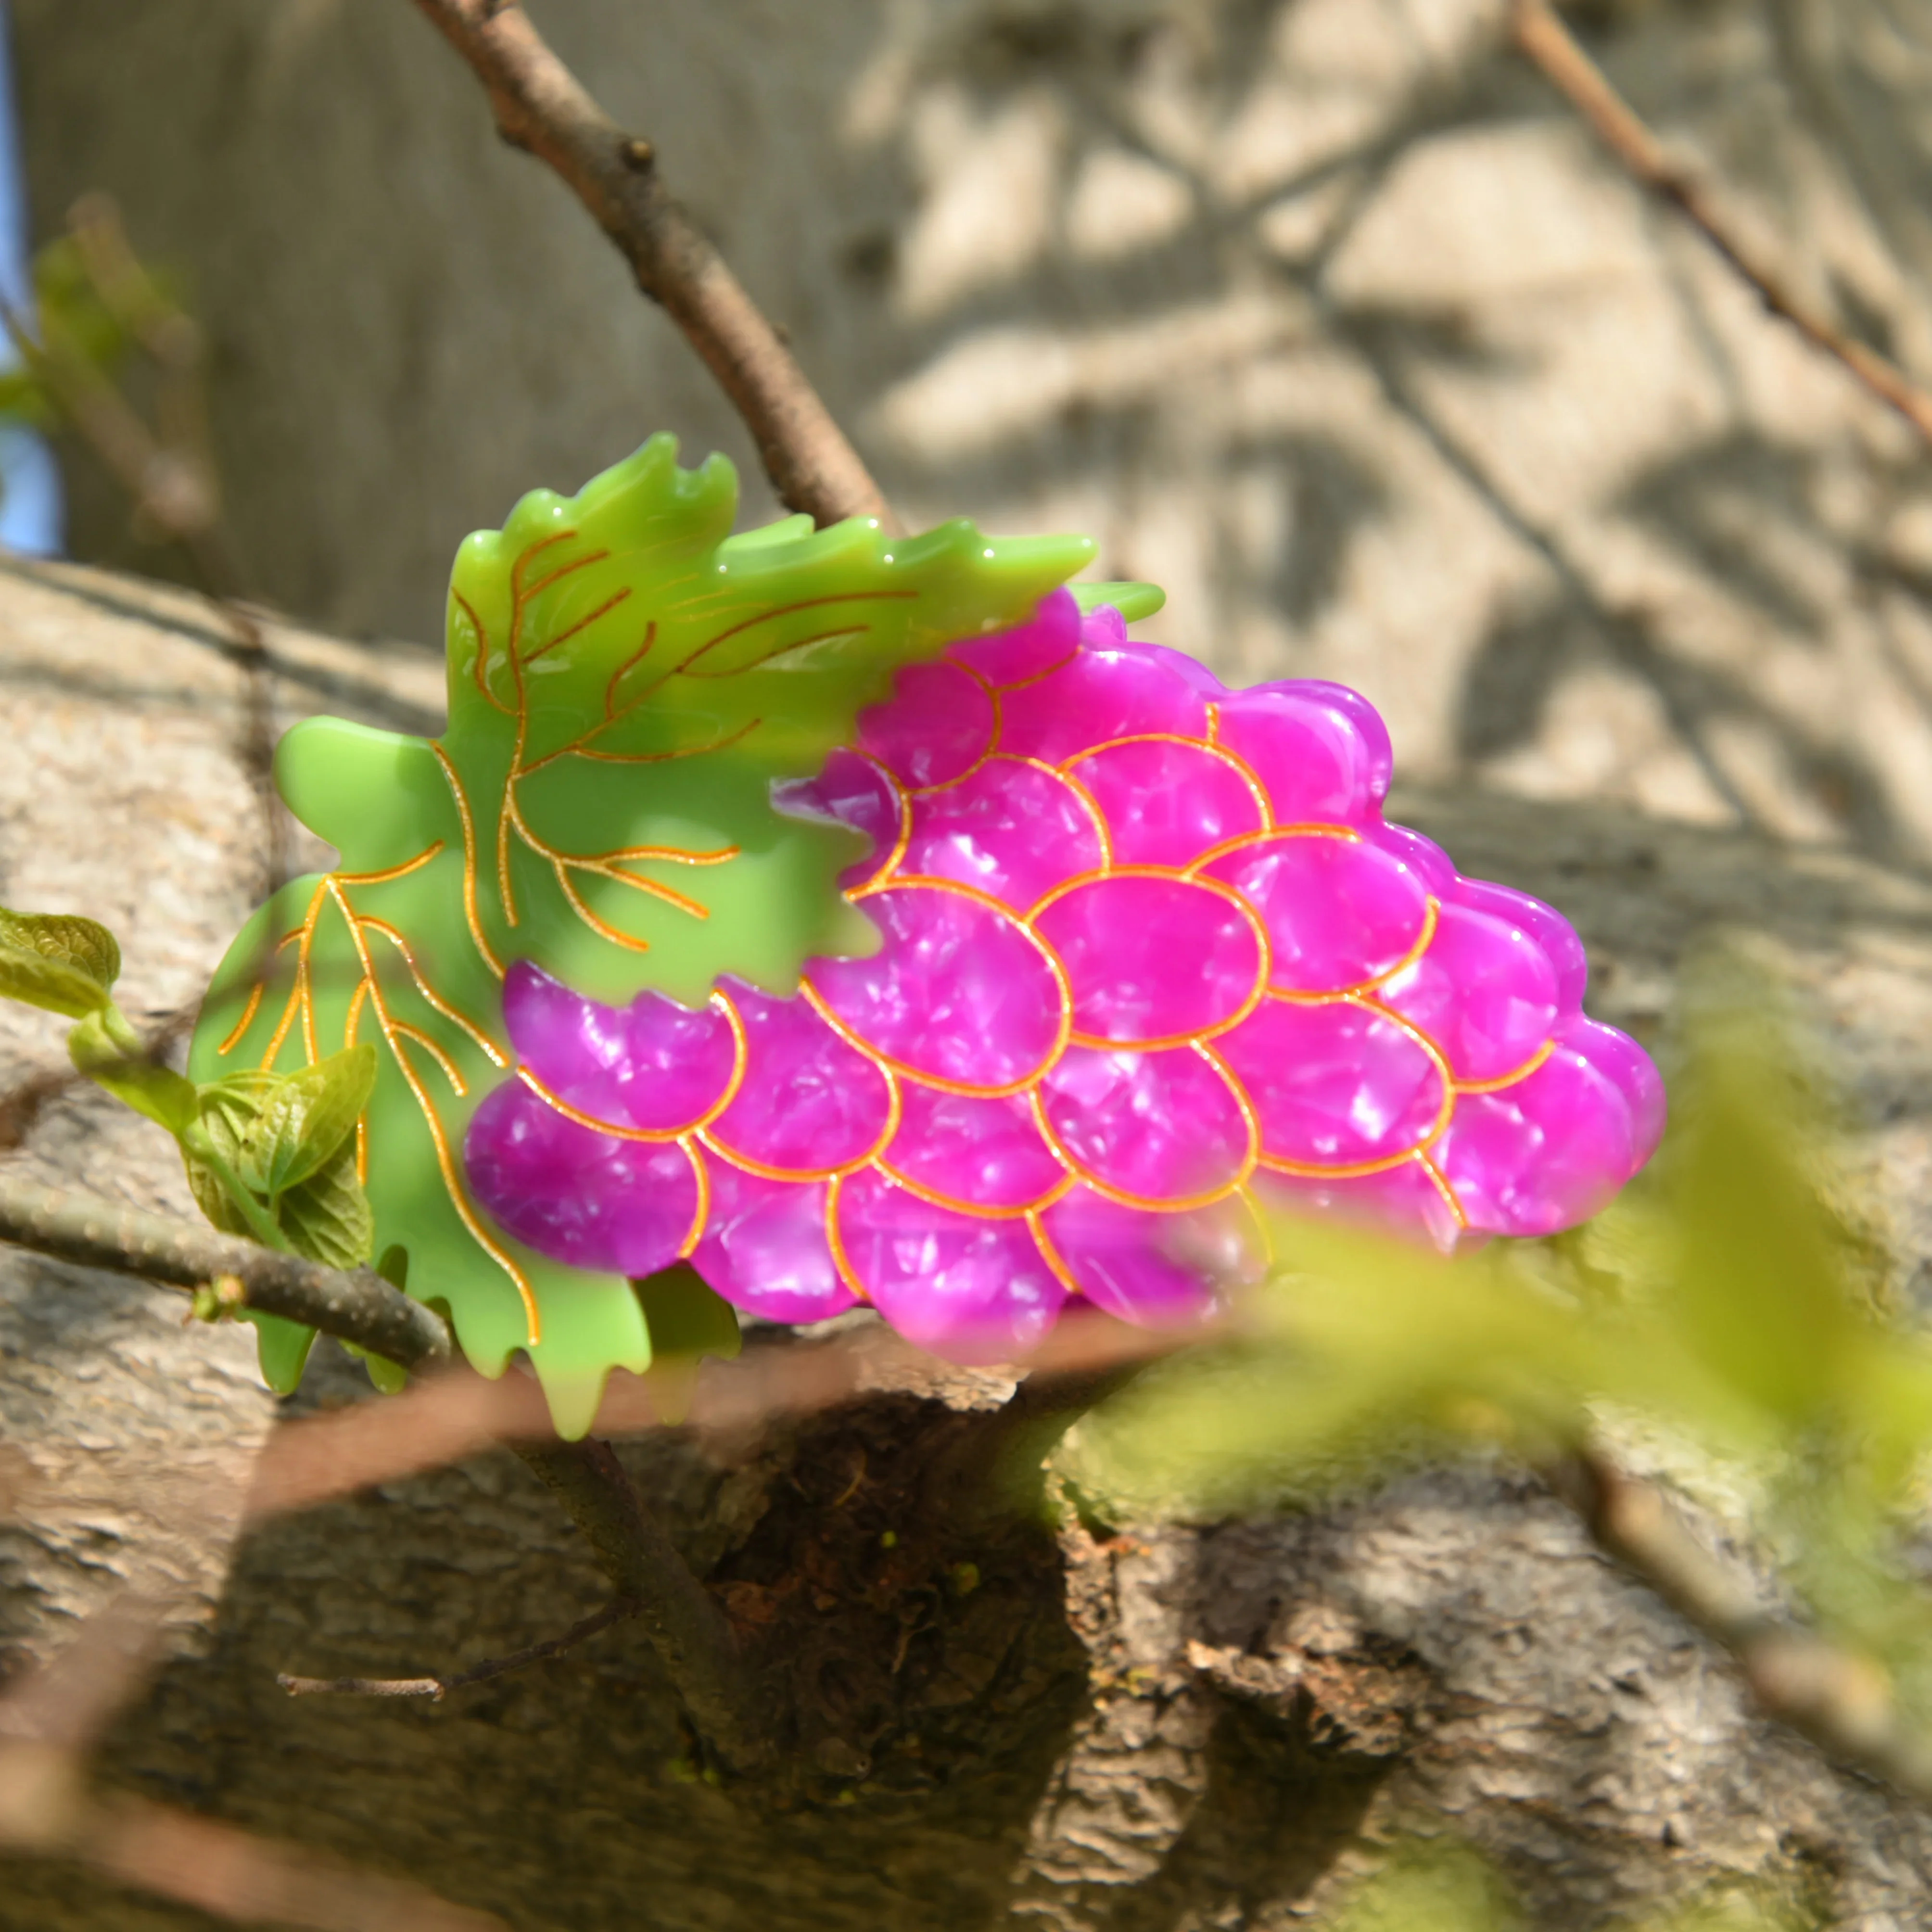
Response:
[[464, 588, 1664, 1360]]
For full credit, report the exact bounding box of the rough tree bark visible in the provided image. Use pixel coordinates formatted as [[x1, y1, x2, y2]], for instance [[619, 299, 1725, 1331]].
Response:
[[8, 562, 1932, 1929]]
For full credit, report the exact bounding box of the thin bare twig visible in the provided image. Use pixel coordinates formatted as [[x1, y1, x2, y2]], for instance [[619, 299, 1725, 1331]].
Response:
[[407, 0, 896, 531], [277, 1597, 640, 1701], [1510, 0, 1932, 448], [1552, 1446, 1932, 1805]]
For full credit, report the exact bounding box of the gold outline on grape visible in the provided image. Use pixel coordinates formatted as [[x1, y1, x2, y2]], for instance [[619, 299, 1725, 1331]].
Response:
[[1063, 732, 1273, 837], [878, 752, 1113, 888], [1452, 1038, 1557, 1093], [1026, 865, 1271, 1053], [903, 659, 1004, 799], [871, 1159, 1075, 1220], [1260, 896, 1441, 1006], [512, 988, 749, 1142], [824, 1171, 868, 1302], [1243, 994, 1457, 1182], [1025, 1046, 1260, 1215], [698, 1056, 902, 1185], [801, 878, 1074, 1099]]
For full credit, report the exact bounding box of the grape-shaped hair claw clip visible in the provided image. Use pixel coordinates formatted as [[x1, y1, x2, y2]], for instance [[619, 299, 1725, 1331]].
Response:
[[190, 439, 1662, 1432], [463, 585, 1663, 1364]]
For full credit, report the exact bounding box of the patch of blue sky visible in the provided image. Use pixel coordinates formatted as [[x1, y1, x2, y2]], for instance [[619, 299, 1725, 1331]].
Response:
[[0, 1, 60, 556]]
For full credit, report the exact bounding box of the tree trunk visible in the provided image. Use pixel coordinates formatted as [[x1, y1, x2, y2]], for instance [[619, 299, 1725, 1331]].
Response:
[[7, 561, 1932, 1928]]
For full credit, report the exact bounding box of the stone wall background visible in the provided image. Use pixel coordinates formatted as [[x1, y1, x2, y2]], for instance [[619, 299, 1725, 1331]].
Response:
[[20, 0, 1932, 864]]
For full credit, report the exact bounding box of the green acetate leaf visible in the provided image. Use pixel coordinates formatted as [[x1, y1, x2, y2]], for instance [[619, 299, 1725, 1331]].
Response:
[[238, 1044, 378, 1199], [245, 1309, 317, 1397], [340, 1342, 409, 1395], [189, 435, 1096, 1436], [1069, 581, 1165, 623], [0, 906, 120, 1017], [634, 1263, 742, 1362]]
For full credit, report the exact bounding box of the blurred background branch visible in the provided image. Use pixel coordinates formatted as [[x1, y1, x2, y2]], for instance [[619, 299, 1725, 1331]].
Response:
[[0, 193, 254, 637], [1511, 0, 1932, 448], [407, 0, 895, 530]]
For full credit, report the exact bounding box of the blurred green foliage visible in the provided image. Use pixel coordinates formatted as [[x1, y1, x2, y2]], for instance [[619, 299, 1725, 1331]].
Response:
[[0, 228, 159, 430], [1068, 973, 1932, 1756]]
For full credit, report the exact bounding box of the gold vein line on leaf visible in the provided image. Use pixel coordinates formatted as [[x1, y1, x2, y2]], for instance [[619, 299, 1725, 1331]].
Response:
[[496, 532, 590, 918], [453, 589, 511, 716], [345, 978, 370, 1048], [498, 788, 521, 928], [337, 841, 446, 889], [430, 743, 505, 978], [507, 786, 726, 929], [521, 585, 631, 668], [518, 546, 610, 627], [324, 877, 540, 1344], [505, 533, 576, 705], [501, 790, 546, 931], [592, 840, 738, 869], [519, 713, 761, 778], [261, 884, 328, 1071], [674, 621, 877, 683], [216, 981, 264, 1057], [575, 727, 761, 767], [549, 858, 653, 955], [670, 589, 919, 679], [394, 1021, 468, 1098], [603, 620, 657, 721], [570, 861, 713, 921], [517, 1066, 689, 1144], [357, 915, 508, 1068]]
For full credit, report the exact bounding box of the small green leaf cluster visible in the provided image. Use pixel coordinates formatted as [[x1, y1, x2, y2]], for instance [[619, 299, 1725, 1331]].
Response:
[[1, 903, 389, 1378], [182, 1052, 378, 1270]]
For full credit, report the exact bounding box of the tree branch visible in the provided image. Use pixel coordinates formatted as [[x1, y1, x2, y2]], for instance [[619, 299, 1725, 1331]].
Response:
[[0, 1169, 772, 1767], [0, 1168, 453, 1370], [517, 1437, 771, 1770], [407, 0, 897, 531], [1510, 0, 1932, 448], [1552, 1447, 1932, 1806]]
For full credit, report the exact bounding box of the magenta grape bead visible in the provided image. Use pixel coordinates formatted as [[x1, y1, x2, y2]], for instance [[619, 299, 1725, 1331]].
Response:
[[464, 588, 1664, 1361]]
